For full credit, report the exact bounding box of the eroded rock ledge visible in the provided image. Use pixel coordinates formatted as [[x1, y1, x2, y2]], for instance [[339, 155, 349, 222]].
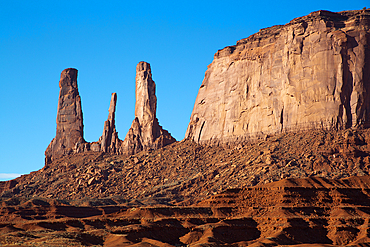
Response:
[[186, 9, 370, 145], [45, 62, 176, 163]]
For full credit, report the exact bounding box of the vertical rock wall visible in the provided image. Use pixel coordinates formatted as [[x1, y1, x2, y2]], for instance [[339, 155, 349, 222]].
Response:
[[186, 10, 370, 144]]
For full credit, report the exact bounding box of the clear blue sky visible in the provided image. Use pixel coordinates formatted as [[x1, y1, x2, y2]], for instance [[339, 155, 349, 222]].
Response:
[[0, 0, 368, 181]]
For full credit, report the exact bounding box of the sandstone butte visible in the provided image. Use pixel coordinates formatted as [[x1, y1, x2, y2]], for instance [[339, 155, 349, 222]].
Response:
[[4, 8, 370, 247], [45, 61, 176, 163], [186, 9, 370, 145]]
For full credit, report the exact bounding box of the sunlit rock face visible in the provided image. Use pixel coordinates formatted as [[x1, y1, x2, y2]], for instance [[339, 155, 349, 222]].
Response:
[[186, 10, 370, 144], [121, 61, 176, 155]]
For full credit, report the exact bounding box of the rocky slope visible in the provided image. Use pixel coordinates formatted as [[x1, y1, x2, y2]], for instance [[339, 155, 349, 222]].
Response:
[[186, 9, 370, 144], [3, 127, 370, 205], [3, 8, 370, 247]]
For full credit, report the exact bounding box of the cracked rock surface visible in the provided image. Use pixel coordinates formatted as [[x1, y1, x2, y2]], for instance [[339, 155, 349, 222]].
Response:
[[187, 9, 370, 144]]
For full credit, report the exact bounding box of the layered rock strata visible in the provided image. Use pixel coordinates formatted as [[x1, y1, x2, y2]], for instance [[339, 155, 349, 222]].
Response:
[[99, 92, 121, 153], [4, 176, 370, 246], [121, 62, 176, 155], [45, 68, 85, 164], [186, 9, 370, 144]]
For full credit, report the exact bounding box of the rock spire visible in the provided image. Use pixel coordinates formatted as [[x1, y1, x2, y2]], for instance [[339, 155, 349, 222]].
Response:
[[100, 92, 121, 153], [45, 62, 176, 163], [45, 68, 85, 163], [121, 62, 176, 155]]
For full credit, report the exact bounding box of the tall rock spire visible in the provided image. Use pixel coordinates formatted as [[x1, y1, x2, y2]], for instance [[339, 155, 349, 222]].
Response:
[[135, 61, 158, 144], [45, 63, 175, 162], [100, 92, 121, 153], [121, 62, 176, 155], [45, 68, 85, 163], [135, 62, 156, 122]]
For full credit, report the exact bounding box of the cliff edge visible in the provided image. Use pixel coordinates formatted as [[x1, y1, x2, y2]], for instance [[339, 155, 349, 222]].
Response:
[[186, 9, 370, 144]]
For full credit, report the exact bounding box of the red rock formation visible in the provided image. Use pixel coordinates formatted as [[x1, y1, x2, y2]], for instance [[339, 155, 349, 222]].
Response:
[[186, 9, 370, 144], [45, 68, 85, 164], [99, 93, 121, 153], [45, 63, 175, 161], [121, 62, 176, 155]]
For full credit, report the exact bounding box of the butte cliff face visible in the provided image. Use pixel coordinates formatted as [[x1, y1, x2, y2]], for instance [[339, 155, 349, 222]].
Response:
[[45, 68, 85, 163], [186, 10, 370, 144], [121, 62, 176, 155]]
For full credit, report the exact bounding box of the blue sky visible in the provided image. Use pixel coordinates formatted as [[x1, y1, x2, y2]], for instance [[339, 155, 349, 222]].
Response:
[[0, 0, 368, 181]]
